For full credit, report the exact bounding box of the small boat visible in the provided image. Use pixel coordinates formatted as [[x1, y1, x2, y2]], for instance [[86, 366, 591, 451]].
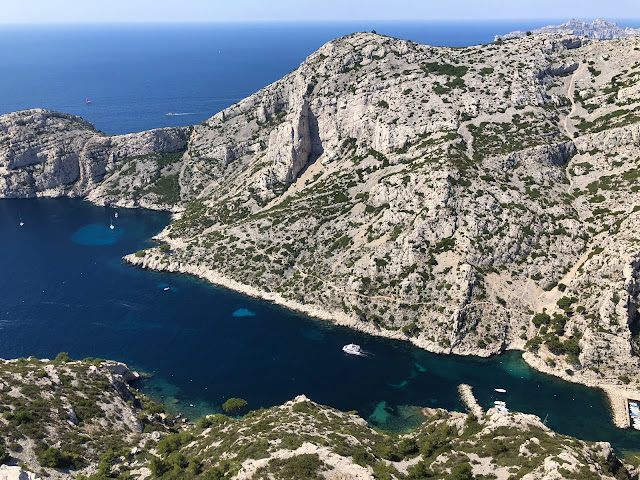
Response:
[[166, 112, 176, 116], [19, 221, 24, 227], [495, 388, 507, 393], [109, 218, 114, 230], [85, 97, 91, 104], [114, 212, 118, 218], [342, 344, 364, 356], [163, 287, 170, 291]]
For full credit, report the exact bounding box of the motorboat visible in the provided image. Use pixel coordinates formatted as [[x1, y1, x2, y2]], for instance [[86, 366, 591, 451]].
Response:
[[495, 388, 507, 393], [342, 344, 364, 356], [109, 218, 114, 230]]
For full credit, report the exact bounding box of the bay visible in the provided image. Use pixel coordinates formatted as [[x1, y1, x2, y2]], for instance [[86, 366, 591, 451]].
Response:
[[0, 198, 639, 455], [2, 20, 640, 455]]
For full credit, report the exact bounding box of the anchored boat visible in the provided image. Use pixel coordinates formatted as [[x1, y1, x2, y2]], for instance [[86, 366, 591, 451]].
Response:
[[342, 344, 364, 356]]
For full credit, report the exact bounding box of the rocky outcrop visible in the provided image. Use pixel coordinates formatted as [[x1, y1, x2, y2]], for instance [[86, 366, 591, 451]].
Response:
[[1, 358, 635, 480], [0, 358, 171, 480], [0, 465, 39, 480], [0, 109, 189, 206], [497, 18, 640, 41]]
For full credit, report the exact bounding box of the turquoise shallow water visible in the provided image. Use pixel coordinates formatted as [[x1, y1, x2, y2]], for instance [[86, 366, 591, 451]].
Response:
[[0, 198, 639, 455]]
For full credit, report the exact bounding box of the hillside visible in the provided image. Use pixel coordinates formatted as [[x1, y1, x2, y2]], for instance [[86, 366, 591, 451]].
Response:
[[1, 32, 640, 393], [0, 358, 636, 480]]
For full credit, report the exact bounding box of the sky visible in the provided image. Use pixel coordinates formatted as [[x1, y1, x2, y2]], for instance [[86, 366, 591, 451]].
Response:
[[1, 0, 638, 24]]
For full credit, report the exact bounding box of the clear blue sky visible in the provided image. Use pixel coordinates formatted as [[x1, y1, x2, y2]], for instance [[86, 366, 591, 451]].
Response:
[[1, 0, 638, 24]]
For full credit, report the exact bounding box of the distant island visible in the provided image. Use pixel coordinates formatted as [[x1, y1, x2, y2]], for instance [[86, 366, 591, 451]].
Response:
[[496, 18, 640, 41]]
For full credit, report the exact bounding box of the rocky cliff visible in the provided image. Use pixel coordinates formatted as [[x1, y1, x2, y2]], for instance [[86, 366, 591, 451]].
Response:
[[497, 18, 640, 41], [2, 32, 640, 395], [0, 358, 636, 480], [0, 110, 190, 211]]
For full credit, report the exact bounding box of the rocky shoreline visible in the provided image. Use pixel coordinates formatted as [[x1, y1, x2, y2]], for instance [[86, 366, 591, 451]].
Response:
[[3, 32, 640, 435], [124, 246, 640, 431]]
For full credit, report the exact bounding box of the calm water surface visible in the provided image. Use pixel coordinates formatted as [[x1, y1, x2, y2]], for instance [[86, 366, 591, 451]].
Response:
[[0, 198, 639, 455], [3, 20, 640, 135]]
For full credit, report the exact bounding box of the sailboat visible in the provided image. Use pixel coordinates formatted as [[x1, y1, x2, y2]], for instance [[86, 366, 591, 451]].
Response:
[[85, 97, 91, 104]]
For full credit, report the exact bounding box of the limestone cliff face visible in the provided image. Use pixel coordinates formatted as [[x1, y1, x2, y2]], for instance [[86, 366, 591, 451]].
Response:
[[0, 109, 189, 208], [3, 32, 640, 389]]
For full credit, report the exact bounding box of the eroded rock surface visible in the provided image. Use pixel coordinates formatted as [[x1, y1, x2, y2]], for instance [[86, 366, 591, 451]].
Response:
[[2, 32, 640, 392]]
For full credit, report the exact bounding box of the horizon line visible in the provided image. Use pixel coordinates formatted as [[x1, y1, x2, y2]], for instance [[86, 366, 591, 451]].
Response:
[[1, 17, 639, 26]]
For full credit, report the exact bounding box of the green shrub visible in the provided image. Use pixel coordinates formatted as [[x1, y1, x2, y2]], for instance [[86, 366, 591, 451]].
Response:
[[532, 313, 551, 327], [157, 431, 193, 455], [264, 453, 323, 478], [397, 438, 418, 457], [54, 352, 70, 363], [149, 455, 170, 477], [38, 447, 70, 468], [451, 462, 474, 480], [222, 398, 248, 415], [198, 413, 230, 428], [407, 460, 432, 479]]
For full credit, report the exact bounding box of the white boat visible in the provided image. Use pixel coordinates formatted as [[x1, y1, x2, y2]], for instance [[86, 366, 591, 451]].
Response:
[[109, 218, 114, 230], [19, 221, 24, 227], [342, 344, 364, 356], [163, 287, 170, 291], [166, 112, 176, 116], [114, 212, 118, 218], [495, 388, 507, 393]]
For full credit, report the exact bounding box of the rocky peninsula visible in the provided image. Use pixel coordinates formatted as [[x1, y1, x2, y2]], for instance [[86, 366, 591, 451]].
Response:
[[0, 357, 637, 479], [2, 32, 640, 419]]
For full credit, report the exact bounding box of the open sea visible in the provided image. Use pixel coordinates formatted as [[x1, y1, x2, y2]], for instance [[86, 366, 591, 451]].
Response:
[[1, 20, 640, 454]]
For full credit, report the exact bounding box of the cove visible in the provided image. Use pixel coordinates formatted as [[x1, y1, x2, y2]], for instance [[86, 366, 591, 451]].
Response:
[[1, 198, 639, 455]]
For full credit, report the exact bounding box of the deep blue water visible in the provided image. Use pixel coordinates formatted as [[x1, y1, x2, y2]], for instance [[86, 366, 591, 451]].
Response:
[[2, 21, 640, 454], [0, 20, 638, 135], [0, 198, 639, 455]]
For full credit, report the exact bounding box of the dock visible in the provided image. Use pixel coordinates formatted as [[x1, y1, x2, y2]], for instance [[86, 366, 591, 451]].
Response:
[[458, 383, 484, 418], [602, 386, 640, 429]]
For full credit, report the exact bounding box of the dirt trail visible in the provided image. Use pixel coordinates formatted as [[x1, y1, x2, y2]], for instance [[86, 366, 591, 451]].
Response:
[[562, 64, 587, 138], [535, 251, 591, 311]]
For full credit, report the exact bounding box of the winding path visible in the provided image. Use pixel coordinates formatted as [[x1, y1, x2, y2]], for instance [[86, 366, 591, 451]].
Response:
[[562, 64, 586, 138]]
